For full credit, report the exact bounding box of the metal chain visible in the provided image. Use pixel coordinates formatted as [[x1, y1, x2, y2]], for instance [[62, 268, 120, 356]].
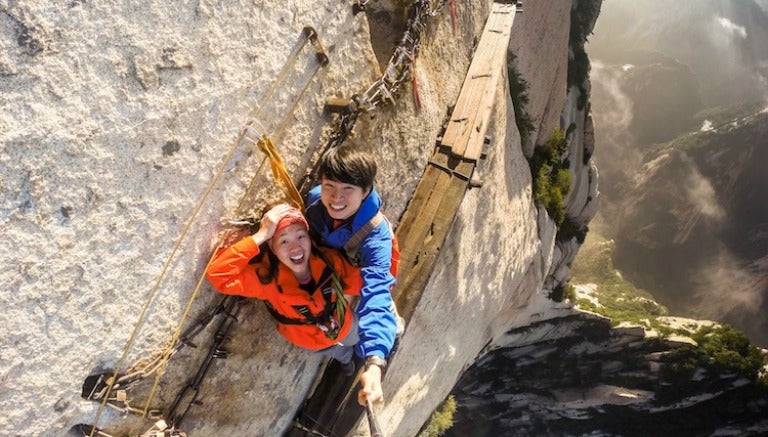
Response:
[[329, 0, 449, 146], [358, 0, 448, 112], [297, 0, 449, 197]]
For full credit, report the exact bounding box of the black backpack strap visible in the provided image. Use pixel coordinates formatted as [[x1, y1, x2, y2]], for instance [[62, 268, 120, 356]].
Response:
[[310, 245, 349, 337], [263, 301, 313, 325], [342, 211, 384, 266]]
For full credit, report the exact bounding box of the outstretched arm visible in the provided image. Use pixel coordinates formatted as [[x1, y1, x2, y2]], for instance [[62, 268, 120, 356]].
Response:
[[355, 223, 398, 360]]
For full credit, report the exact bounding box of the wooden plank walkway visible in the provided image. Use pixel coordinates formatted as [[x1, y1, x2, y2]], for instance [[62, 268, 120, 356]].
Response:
[[287, 3, 516, 436]]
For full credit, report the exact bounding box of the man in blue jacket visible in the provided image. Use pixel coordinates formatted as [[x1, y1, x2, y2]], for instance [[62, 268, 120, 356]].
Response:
[[305, 144, 398, 406]]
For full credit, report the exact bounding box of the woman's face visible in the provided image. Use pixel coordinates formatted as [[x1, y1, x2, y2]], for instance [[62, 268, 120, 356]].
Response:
[[269, 223, 311, 279]]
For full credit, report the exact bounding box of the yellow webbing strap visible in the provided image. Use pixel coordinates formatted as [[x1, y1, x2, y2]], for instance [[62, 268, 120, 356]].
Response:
[[257, 133, 304, 210]]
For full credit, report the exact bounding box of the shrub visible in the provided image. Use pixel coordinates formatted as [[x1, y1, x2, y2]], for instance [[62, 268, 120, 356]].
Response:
[[508, 55, 536, 147], [556, 216, 589, 243], [529, 128, 570, 225], [692, 325, 765, 378], [661, 325, 765, 382], [418, 395, 457, 437]]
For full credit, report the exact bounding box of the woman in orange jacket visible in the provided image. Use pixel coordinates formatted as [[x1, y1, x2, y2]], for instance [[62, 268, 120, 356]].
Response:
[[206, 203, 384, 404]]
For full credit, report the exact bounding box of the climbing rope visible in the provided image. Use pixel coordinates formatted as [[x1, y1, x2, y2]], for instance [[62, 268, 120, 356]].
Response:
[[257, 133, 305, 209], [86, 0, 451, 433], [86, 27, 328, 437]]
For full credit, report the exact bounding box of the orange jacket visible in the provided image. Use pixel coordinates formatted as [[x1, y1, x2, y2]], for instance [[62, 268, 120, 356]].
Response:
[[206, 236, 362, 351]]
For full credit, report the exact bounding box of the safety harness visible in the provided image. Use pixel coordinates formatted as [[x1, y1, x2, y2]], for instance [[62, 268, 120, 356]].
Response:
[[340, 211, 400, 280], [342, 212, 385, 267]]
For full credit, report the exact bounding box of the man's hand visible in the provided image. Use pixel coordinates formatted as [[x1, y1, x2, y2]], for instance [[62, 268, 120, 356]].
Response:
[[357, 363, 383, 406]]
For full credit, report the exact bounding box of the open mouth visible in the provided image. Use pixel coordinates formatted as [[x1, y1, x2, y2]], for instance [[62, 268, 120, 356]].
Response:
[[289, 254, 305, 265], [330, 203, 346, 212]]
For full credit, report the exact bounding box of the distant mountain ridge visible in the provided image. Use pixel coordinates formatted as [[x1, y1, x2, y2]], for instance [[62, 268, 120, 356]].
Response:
[[448, 231, 768, 436], [613, 107, 768, 346], [588, 0, 768, 348]]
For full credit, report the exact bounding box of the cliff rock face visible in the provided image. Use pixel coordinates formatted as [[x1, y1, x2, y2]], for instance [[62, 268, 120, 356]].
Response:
[[0, 1, 599, 435], [449, 316, 768, 436]]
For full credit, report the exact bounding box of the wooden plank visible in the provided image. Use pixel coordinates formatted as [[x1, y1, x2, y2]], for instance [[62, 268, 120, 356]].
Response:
[[441, 10, 503, 152], [447, 9, 506, 151], [391, 164, 450, 292], [463, 57, 504, 162], [449, 5, 515, 159], [442, 4, 513, 152], [286, 7, 517, 436], [393, 155, 461, 318], [394, 159, 474, 319]]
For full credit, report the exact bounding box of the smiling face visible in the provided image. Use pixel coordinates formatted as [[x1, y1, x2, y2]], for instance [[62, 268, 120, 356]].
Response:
[[320, 178, 370, 221], [269, 223, 312, 280]]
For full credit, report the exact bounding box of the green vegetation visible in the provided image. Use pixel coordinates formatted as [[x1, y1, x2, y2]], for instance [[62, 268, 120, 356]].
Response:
[[659, 325, 768, 402], [568, 0, 601, 109], [571, 232, 669, 328], [529, 128, 571, 225], [417, 395, 456, 437], [556, 216, 589, 244], [508, 55, 536, 147], [691, 325, 765, 378]]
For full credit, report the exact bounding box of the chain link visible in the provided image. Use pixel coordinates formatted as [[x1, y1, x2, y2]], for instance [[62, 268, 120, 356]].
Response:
[[357, 0, 447, 112], [326, 0, 448, 149]]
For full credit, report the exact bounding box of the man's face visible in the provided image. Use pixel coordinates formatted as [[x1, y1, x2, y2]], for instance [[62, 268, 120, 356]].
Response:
[[269, 224, 312, 278], [320, 178, 370, 221]]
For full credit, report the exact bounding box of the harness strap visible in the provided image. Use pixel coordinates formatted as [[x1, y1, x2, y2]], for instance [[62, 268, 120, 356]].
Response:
[[342, 211, 385, 266], [264, 247, 342, 327]]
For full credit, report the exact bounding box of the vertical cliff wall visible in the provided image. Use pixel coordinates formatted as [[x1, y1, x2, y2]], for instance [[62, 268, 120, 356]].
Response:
[[1, 2, 383, 434], [376, 0, 604, 435], [0, 1, 599, 435]]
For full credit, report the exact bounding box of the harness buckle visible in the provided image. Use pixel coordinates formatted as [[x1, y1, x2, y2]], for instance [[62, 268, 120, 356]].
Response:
[[320, 315, 340, 340]]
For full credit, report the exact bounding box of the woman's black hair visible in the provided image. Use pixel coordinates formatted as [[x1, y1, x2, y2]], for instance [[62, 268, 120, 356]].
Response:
[[249, 245, 278, 285], [247, 200, 289, 284]]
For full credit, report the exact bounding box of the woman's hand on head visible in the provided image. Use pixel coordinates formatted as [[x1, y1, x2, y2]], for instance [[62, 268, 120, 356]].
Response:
[[252, 203, 293, 245]]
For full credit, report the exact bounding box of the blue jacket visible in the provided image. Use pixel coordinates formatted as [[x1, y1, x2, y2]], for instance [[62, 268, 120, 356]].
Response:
[[306, 185, 397, 360]]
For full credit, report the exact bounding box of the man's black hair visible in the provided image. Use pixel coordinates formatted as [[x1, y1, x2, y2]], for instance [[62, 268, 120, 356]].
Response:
[[317, 144, 377, 190]]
